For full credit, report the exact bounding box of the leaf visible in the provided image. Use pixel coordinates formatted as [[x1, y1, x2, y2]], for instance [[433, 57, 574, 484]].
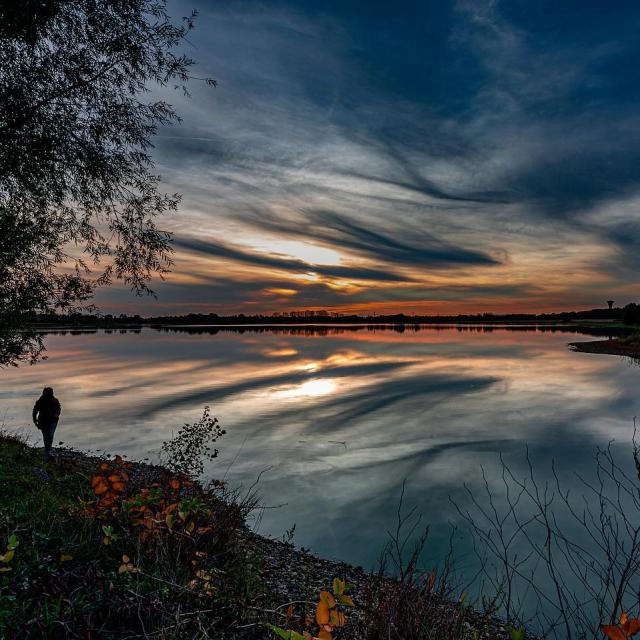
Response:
[[110, 481, 126, 493], [329, 609, 346, 627], [621, 615, 640, 637], [0, 567, 12, 573], [319, 591, 336, 609], [99, 463, 110, 471], [507, 627, 525, 640], [114, 455, 123, 465], [338, 594, 354, 607], [318, 631, 333, 640], [332, 577, 344, 596], [267, 625, 307, 640], [625, 619, 640, 637], [92, 476, 109, 496], [601, 626, 627, 640], [60, 554, 73, 562], [0, 550, 15, 563], [122, 555, 130, 563], [166, 514, 176, 529], [170, 478, 181, 490], [316, 600, 330, 626]]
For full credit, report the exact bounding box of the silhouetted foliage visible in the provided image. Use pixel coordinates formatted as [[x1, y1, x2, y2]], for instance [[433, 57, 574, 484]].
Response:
[[624, 303, 640, 325], [0, 0, 214, 365]]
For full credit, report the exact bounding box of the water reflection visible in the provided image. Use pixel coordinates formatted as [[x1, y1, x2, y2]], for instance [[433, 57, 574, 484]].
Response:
[[1, 326, 639, 593]]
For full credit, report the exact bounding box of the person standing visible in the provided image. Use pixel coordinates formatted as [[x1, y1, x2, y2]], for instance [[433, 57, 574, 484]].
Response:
[[32, 387, 61, 458]]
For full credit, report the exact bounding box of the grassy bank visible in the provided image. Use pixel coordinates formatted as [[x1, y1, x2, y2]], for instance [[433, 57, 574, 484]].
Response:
[[0, 432, 520, 639]]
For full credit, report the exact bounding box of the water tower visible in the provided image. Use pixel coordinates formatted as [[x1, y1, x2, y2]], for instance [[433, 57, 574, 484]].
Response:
[[607, 300, 614, 309]]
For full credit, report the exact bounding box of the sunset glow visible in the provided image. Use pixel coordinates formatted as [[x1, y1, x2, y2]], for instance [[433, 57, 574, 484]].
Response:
[[90, 1, 640, 318]]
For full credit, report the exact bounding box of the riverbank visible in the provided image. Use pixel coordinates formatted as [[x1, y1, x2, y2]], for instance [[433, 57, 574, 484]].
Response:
[[570, 334, 640, 359], [0, 432, 521, 639]]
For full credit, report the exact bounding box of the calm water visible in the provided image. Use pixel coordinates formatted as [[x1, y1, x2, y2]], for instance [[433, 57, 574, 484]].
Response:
[[2, 326, 638, 589]]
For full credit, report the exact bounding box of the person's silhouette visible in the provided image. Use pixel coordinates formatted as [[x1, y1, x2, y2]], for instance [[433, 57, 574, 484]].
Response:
[[32, 387, 61, 458]]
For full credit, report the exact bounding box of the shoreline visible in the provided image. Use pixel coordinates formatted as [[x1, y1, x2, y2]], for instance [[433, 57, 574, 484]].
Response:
[[0, 434, 522, 639], [569, 337, 640, 358]]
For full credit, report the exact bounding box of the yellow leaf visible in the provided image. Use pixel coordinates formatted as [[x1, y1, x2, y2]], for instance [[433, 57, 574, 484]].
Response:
[[60, 554, 73, 562], [0, 550, 14, 563], [332, 578, 345, 596], [122, 555, 130, 563]]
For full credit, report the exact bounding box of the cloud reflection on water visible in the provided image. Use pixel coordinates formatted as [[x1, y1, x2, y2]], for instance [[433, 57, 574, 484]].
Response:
[[1, 326, 638, 573]]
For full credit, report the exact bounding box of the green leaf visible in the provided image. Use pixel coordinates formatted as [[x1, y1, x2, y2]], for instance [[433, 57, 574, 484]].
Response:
[[332, 577, 345, 596], [267, 625, 306, 640], [508, 626, 526, 640], [338, 594, 354, 607]]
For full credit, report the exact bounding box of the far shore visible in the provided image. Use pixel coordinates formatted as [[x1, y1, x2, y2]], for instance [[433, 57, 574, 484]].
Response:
[[570, 337, 640, 358]]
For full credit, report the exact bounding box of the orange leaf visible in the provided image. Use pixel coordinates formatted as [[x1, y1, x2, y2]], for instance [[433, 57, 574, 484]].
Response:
[[92, 478, 109, 496], [602, 625, 628, 640], [624, 619, 640, 637], [318, 631, 332, 640], [329, 610, 346, 627], [99, 463, 110, 471], [170, 479, 181, 490], [114, 455, 123, 465], [316, 600, 330, 626], [110, 481, 126, 493]]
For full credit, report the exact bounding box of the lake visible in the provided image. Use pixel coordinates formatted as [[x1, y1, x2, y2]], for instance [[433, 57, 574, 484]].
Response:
[[1, 324, 639, 627]]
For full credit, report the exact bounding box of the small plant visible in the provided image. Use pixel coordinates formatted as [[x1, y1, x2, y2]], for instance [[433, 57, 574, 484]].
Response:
[[160, 406, 226, 478], [117, 555, 139, 575], [269, 578, 353, 640]]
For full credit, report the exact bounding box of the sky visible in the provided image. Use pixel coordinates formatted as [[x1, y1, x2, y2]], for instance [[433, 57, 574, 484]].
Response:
[[98, 0, 640, 316]]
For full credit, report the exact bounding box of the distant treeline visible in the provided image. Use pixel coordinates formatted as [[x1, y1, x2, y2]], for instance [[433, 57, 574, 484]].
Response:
[[22, 305, 640, 328]]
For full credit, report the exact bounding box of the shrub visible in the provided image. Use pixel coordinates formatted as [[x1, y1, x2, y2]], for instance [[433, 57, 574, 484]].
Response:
[[160, 405, 226, 478]]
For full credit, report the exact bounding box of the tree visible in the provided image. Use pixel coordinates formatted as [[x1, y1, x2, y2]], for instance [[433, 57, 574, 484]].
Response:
[[0, 0, 213, 364]]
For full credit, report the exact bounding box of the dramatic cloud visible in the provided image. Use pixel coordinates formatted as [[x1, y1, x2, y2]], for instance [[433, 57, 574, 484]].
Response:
[[95, 0, 640, 314]]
